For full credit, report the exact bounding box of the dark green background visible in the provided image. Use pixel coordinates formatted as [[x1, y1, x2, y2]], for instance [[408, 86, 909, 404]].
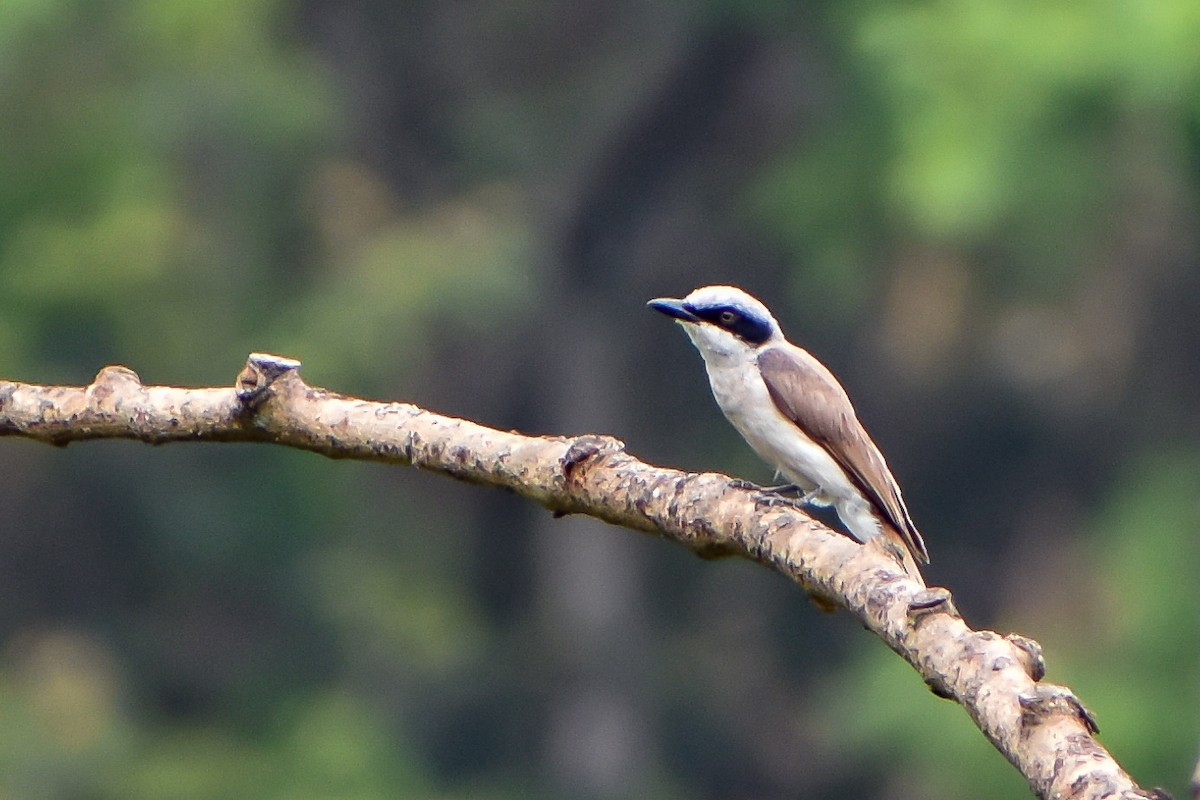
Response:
[[1, 2, 1198, 797]]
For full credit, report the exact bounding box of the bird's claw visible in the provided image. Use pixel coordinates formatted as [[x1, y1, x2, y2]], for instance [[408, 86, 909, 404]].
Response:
[[730, 480, 824, 510], [756, 484, 824, 510], [754, 492, 802, 510]]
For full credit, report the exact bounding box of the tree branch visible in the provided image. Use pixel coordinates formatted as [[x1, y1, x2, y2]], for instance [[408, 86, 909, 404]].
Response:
[[0, 354, 1168, 800]]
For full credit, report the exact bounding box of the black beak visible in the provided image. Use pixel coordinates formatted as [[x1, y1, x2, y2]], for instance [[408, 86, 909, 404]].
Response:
[[647, 297, 699, 322]]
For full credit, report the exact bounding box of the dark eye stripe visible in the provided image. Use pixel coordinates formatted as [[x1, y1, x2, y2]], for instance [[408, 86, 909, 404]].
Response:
[[688, 304, 773, 345]]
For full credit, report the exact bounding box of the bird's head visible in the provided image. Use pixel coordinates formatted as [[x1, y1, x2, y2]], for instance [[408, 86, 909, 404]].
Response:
[[647, 285, 781, 360]]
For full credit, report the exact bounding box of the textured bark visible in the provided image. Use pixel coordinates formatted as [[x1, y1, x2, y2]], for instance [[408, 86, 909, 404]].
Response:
[[0, 354, 1170, 800]]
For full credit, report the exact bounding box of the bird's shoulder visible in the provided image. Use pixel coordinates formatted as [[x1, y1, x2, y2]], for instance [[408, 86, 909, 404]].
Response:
[[755, 344, 853, 436]]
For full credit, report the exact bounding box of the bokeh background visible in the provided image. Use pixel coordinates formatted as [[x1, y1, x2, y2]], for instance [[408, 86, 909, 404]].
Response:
[[1, 2, 1199, 798]]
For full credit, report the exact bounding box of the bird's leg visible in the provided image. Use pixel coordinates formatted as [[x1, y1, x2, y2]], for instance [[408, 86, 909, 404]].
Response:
[[748, 483, 817, 511], [727, 478, 796, 503], [762, 470, 800, 493], [729, 479, 802, 493], [795, 487, 823, 505], [731, 479, 824, 508], [752, 484, 831, 515], [754, 492, 799, 509], [760, 483, 823, 503]]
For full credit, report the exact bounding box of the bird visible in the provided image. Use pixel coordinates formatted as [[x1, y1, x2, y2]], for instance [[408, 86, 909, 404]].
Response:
[[647, 285, 929, 572]]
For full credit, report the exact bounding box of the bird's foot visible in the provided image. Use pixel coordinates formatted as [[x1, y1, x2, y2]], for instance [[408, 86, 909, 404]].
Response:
[[761, 484, 825, 507], [752, 483, 822, 511], [754, 492, 802, 510], [730, 480, 824, 511]]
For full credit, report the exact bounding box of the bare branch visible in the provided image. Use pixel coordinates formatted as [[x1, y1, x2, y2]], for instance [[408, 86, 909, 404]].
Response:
[[0, 354, 1169, 800]]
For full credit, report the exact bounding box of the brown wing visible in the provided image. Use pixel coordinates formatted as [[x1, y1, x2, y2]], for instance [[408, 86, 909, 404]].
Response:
[[757, 346, 929, 564]]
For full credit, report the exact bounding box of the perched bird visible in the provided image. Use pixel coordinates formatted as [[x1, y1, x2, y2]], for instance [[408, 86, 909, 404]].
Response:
[[648, 285, 929, 571]]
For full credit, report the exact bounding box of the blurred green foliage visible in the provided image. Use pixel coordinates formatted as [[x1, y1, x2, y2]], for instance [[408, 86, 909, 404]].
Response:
[[2, 1, 1199, 798]]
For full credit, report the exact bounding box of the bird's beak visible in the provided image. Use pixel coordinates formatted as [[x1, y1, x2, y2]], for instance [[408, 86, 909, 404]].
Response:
[[647, 297, 699, 323]]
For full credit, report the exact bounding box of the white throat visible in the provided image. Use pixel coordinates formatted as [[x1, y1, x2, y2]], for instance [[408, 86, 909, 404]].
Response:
[[680, 321, 757, 363]]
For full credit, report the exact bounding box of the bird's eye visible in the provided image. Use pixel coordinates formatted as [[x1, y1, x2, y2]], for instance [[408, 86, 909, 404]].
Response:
[[718, 310, 738, 326]]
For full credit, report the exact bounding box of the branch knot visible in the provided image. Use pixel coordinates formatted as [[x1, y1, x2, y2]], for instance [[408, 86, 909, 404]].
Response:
[[236, 353, 302, 410], [560, 435, 625, 481]]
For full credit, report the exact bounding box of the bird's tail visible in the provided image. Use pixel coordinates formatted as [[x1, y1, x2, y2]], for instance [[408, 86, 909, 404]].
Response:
[[877, 522, 928, 583]]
